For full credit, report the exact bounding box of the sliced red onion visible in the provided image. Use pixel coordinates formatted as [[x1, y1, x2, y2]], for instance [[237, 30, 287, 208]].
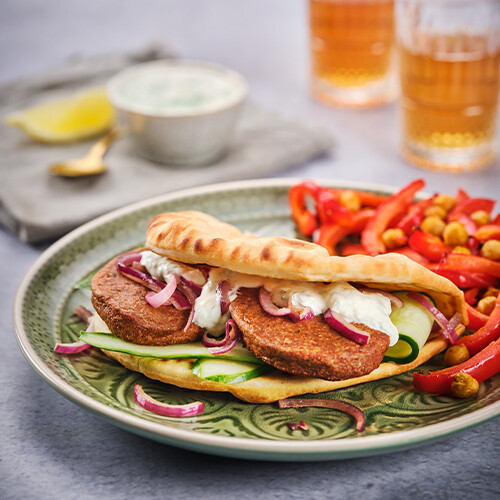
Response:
[[74, 305, 93, 325], [134, 385, 204, 417], [297, 420, 309, 431], [175, 282, 198, 332], [289, 304, 315, 322], [354, 285, 404, 309], [407, 292, 459, 345], [54, 340, 91, 354], [278, 398, 365, 431], [203, 319, 239, 354], [116, 260, 164, 293], [449, 312, 463, 330], [216, 280, 233, 314], [145, 275, 177, 308], [169, 291, 192, 311], [323, 309, 370, 345], [180, 275, 203, 296], [116, 251, 143, 266], [286, 422, 298, 431], [259, 288, 291, 316]]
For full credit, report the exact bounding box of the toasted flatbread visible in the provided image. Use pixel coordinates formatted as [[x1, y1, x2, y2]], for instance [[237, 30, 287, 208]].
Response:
[[90, 210, 468, 403], [146, 211, 466, 320]]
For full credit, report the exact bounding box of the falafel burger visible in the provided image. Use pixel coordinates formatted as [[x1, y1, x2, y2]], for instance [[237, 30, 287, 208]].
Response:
[[82, 211, 467, 403]]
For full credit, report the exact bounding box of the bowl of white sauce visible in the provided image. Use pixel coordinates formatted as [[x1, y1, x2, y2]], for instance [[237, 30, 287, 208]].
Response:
[[107, 60, 248, 166]]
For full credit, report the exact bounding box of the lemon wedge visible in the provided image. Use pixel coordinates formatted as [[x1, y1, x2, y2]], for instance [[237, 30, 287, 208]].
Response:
[[5, 87, 115, 143]]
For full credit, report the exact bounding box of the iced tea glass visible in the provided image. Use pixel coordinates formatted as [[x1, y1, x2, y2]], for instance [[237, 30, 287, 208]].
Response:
[[396, 0, 500, 171], [309, 0, 398, 107]]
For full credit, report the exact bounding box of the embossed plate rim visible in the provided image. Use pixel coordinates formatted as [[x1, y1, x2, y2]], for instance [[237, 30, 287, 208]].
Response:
[[13, 178, 500, 461]]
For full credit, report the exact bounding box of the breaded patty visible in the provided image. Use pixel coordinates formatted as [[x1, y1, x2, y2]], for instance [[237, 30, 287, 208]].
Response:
[[229, 288, 390, 380], [91, 254, 203, 345]]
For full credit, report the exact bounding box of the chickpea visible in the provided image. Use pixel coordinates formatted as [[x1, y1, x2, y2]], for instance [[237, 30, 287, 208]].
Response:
[[421, 216, 446, 237], [424, 205, 448, 220], [381, 228, 407, 250], [339, 191, 361, 212], [433, 193, 456, 213], [480, 240, 500, 261], [451, 372, 479, 398], [444, 344, 470, 367], [442, 221, 469, 247], [483, 287, 499, 299], [470, 210, 490, 226], [452, 246, 471, 255], [477, 295, 497, 316]]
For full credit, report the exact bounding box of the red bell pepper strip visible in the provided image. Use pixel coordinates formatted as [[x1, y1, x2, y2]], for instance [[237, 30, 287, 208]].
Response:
[[474, 224, 500, 242], [396, 204, 424, 235], [448, 213, 477, 235], [458, 294, 500, 355], [463, 288, 480, 306], [288, 182, 319, 236], [340, 243, 369, 256], [455, 188, 470, 205], [391, 246, 430, 266], [431, 269, 499, 289], [413, 336, 500, 394], [408, 228, 452, 262], [361, 179, 425, 255], [315, 210, 373, 255], [448, 197, 496, 219], [439, 253, 500, 279], [465, 303, 489, 331], [329, 188, 387, 207], [314, 188, 351, 226], [492, 214, 500, 225]]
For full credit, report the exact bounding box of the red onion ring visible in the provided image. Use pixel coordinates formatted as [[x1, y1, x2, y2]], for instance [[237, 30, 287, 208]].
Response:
[[288, 303, 315, 322], [407, 292, 459, 344], [116, 252, 143, 266], [180, 275, 203, 296], [145, 275, 177, 308], [216, 280, 233, 314], [134, 385, 204, 417], [278, 398, 365, 431], [169, 291, 192, 311], [74, 305, 93, 325], [323, 309, 370, 345], [259, 288, 291, 316], [54, 340, 91, 354], [202, 319, 240, 354], [116, 260, 165, 293], [354, 285, 404, 309]]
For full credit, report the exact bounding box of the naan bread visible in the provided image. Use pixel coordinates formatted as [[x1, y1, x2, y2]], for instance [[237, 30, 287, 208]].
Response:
[[146, 211, 466, 320]]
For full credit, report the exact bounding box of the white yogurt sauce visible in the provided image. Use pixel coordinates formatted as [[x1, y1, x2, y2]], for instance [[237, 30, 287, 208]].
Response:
[[141, 253, 399, 345], [140, 250, 205, 285], [112, 63, 246, 116]]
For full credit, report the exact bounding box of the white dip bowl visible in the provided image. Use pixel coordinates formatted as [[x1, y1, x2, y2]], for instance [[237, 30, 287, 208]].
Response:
[[107, 60, 248, 166]]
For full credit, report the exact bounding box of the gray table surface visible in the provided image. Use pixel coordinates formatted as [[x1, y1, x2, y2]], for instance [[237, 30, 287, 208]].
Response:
[[1, 1, 499, 499]]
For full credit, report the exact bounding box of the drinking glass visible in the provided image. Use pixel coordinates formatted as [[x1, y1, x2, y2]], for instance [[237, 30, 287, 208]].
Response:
[[309, 0, 398, 107], [396, 0, 500, 171]]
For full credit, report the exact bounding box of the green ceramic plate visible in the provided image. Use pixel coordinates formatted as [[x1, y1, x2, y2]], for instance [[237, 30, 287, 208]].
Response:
[[13, 179, 500, 461]]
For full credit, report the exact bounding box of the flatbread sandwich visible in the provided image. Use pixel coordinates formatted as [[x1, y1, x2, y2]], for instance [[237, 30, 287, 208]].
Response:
[[81, 211, 467, 403]]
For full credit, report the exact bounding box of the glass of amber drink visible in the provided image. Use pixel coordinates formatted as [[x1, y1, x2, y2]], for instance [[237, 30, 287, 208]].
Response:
[[396, 0, 500, 171], [309, 0, 398, 107]]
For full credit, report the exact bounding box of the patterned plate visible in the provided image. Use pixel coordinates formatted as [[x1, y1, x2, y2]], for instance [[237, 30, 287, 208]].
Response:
[[13, 179, 500, 461]]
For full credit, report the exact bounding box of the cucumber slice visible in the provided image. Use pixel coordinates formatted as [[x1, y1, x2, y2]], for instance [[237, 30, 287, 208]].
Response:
[[383, 292, 435, 364], [192, 358, 271, 384], [80, 331, 265, 364]]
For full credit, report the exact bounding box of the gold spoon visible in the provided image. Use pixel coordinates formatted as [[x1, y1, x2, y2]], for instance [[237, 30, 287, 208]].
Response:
[[49, 128, 124, 177]]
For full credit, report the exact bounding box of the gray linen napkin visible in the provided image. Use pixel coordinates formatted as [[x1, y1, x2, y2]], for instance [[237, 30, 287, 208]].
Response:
[[0, 47, 333, 243]]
